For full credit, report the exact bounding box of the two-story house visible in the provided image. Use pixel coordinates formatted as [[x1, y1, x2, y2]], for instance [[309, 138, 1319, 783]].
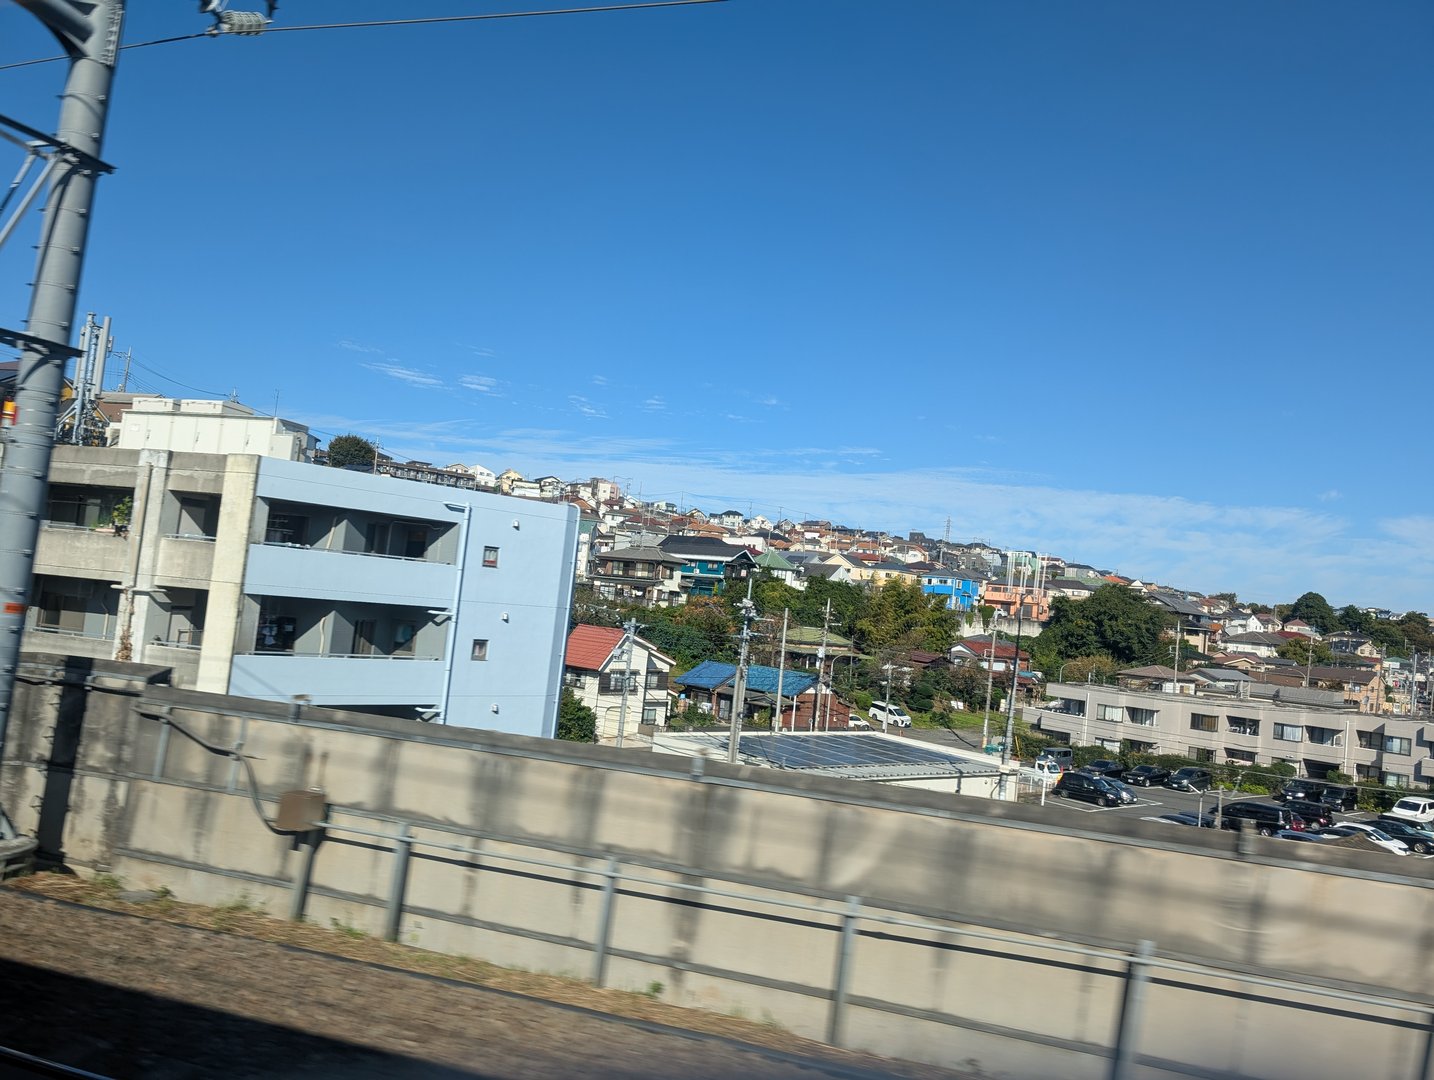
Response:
[[657, 535, 756, 598], [564, 624, 675, 744]]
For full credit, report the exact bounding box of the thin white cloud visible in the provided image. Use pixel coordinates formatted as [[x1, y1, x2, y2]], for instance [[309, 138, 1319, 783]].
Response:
[[569, 395, 608, 419], [363, 362, 444, 389], [591, 375, 609, 387], [643, 397, 667, 412], [460, 374, 503, 396], [459, 344, 496, 358], [1317, 489, 1342, 502], [337, 340, 385, 355]]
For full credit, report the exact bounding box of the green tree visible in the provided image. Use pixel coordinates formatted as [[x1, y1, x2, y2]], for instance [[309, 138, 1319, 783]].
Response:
[[1336, 604, 1373, 636], [1397, 611, 1434, 655], [853, 579, 959, 654], [326, 433, 377, 469], [556, 689, 596, 742], [1276, 635, 1334, 666], [1034, 586, 1171, 670], [1288, 591, 1337, 633]]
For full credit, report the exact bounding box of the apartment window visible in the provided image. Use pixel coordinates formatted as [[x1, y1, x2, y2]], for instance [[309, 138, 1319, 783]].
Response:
[[482, 546, 500, 568], [1189, 713, 1218, 733], [642, 706, 661, 724], [645, 671, 668, 690], [1127, 707, 1157, 727], [1225, 748, 1256, 763], [1382, 772, 1410, 789], [1055, 697, 1086, 717], [1383, 735, 1412, 756], [1097, 704, 1123, 723], [1357, 730, 1378, 750], [1227, 716, 1260, 737], [1306, 726, 1343, 747], [1356, 764, 1379, 782], [1188, 746, 1214, 763], [471, 639, 489, 661], [600, 671, 637, 694], [1273, 723, 1303, 743]]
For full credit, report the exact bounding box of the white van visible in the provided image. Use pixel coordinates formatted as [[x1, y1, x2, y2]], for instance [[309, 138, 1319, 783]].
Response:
[[868, 700, 912, 728]]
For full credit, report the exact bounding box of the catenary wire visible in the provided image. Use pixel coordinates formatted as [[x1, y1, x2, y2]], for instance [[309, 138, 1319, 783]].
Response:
[[0, 0, 727, 72]]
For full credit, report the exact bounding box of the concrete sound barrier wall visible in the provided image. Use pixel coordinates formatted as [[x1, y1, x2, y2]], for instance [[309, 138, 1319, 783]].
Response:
[[5, 654, 1434, 1079]]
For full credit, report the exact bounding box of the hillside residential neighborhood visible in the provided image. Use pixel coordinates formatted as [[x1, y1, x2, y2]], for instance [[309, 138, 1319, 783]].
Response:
[[9, 392, 1434, 789]]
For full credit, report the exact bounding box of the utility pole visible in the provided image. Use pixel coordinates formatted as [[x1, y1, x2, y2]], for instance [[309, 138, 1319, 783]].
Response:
[[1000, 595, 1029, 767], [726, 580, 756, 764], [817, 599, 831, 731], [0, 0, 126, 839], [773, 608, 788, 734], [615, 616, 638, 748], [981, 630, 997, 751], [881, 659, 896, 733]]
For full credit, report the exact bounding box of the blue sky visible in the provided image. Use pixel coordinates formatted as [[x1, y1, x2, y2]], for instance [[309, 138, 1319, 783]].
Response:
[[2, 1, 1431, 612]]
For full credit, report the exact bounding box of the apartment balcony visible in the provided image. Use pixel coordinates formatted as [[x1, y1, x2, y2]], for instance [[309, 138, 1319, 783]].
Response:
[[35, 523, 131, 577], [246, 544, 454, 607], [23, 625, 115, 661], [229, 652, 444, 706], [155, 534, 216, 586]]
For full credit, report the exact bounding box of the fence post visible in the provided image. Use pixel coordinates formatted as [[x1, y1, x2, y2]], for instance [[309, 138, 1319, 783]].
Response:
[[1418, 1010, 1434, 1080], [590, 855, 621, 987], [383, 825, 412, 943], [827, 895, 862, 1047], [287, 830, 319, 923], [1110, 939, 1154, 1080]]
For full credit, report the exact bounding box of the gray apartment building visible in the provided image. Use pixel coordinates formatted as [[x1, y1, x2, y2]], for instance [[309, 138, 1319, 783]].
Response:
[[1031, 681, 1429, 789], [28, 432, 578, 737]]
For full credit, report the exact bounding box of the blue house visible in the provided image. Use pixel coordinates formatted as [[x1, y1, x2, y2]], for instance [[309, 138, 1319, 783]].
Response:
[[673, 660, 820, 728], [921, 569, 983, 612], [658, 535, 756, 598]]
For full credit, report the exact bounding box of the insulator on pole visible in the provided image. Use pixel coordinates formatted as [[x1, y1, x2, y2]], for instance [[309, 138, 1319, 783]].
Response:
[[218, 11, 268, 35]]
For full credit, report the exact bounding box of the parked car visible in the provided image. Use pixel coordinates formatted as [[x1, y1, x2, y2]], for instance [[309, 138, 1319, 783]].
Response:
[[1160, 811, 1218, 828], [1082, 759, 1126, 780], [1035, 747, 1074, 770], [868, 700, 913, 729], [1274, 830, 1331, 844], [845, 714, 871, 730], [1277, 780, 1358, 810], [1165, 767, 1213, 792], [1385, 796, 1434, 824], [1319, 823, 1409, 856], [1053, 770, 1136, 808], [1219, 801, 1306, 836], [1124, 765, 1171, 787], [1281, 799, 1335, 829], [1373, 817, 1434, 855]]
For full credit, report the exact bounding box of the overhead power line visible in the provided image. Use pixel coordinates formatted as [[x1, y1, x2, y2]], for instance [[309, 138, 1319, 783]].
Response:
[[0, 0, 728, 72]]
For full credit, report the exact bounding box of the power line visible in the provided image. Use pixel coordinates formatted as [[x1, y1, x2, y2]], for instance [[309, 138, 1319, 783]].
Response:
[[0, 0, 728, 73]]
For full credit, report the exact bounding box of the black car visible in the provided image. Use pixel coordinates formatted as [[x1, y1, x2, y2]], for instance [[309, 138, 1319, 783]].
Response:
[[1282, 799, 1335, 829], [1124, 765, 1171, 787], [1165, 767, 1213, 792], [1054, 770, 1136, 807], [1375, 817, 1434, 855], [1278, 780, 1358, 811], [1082, 759, 1126, 780], [1219, 801, 1306, 836]]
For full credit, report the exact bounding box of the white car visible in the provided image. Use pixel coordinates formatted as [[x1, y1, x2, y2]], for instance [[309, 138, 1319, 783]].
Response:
[[845, 714, 871, 730], [1385, 796, 1434, 824], [868, 700, 912, 728], [1320, 822, 1410, 856]]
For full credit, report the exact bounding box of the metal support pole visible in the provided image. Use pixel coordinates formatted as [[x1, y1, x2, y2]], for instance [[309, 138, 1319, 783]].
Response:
[[383, 824, 412, 942], [1110, 939, 1154, 1080], [591, 855, 620, 987], [287, 830, 320, 923], [827, 895, 862, 1047], [1417, 1010, 1434, 1080], [0, 1, 124, 839]]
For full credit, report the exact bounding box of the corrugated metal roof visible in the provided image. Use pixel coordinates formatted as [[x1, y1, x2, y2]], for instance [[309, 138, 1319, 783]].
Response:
[[673, 661, 818, 696]]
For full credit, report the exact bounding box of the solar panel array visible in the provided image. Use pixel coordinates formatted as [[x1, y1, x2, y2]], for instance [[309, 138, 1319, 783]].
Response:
[[665, 732, 996, 775]]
